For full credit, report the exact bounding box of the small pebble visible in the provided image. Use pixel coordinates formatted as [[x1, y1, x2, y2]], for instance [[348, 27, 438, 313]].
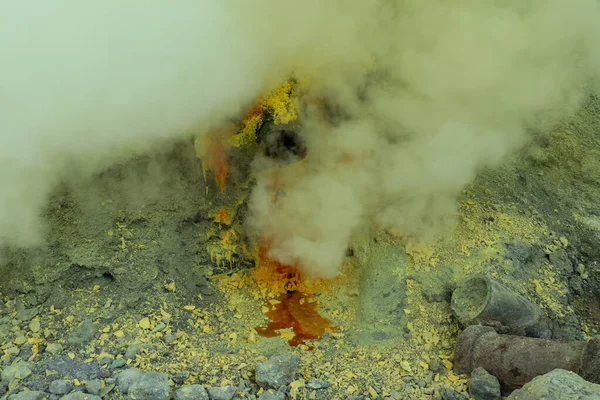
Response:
[[85, 379, 103, 395], [18, 345, 33, 360], [164, 335, 176, 344], [428, 360, 442, 373], [306, 378, 330, 390], [150, 322, 166, 333], [45, 343, 63, 355], [109, 359, 126, 369], [97, 353, 114, 365], [171, 372, 190, 385], [125, 344, 153, 360], [13, 336, 27, 346], [29, 320, 41, 333], [390, 390, 402, 400]]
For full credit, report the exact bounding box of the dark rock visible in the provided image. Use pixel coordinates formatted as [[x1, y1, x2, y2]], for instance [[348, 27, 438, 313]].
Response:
[[7, 391, 48, 400], [124, 344, 154, 360], [84, 380, 102, 395], [164, 335, 176, 344], [18, 345, 33, 361], [207, 385, 236, 400], [116, 368, 144, 394], [26, 381, 49, 393], [569, 275, 584, 296], [40, 357, 100, 382], [441, 387, 468, 400], [504, 242, 546, 277], [171, 371, 190, 385], [468, 367, 501, 400], [97, 368, 110, 379], [174, 385, 209, 400], [49, 380, 73, 395], [428, 359, 442, 373], [127, 371, 170, 400], [258, 391, 285, 400], [66, 320, 97, 348], [109, 359, 126, 369], [255, 354, 300, 389], [549, 249, 573, 276]]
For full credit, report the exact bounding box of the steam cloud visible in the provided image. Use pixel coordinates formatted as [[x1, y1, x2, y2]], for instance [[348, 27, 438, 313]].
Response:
[[2, 1, 600, 278]]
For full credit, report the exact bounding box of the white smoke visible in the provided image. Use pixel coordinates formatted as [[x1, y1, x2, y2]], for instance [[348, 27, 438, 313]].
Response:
[[245, 0, 600, 278]]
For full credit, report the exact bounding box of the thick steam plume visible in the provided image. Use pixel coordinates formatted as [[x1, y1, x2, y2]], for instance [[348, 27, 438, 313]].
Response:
[[1, 1, 600, 281]]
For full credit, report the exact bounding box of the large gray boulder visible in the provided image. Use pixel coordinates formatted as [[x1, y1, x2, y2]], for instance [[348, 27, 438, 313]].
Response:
[[508, 369, 600, 400]]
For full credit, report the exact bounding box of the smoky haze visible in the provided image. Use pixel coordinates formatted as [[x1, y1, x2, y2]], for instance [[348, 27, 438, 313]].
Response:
[[1, 1, 600, 278]]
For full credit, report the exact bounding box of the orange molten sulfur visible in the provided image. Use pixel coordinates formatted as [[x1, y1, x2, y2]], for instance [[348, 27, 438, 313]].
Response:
[[254, 243, 335, 347], [256, 291, 334, 347]]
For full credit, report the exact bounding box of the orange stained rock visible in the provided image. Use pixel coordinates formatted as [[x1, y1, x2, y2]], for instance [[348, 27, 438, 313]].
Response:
[[208, 141, 228, 192], [214, 208, 231, 225]]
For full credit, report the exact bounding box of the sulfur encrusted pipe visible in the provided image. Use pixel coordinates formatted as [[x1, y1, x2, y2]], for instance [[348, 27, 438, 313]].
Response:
[[454, 325, 600, 391]]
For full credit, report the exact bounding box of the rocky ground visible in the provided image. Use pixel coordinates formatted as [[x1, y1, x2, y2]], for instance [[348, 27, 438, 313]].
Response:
[[2, 93, 600, 400]]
